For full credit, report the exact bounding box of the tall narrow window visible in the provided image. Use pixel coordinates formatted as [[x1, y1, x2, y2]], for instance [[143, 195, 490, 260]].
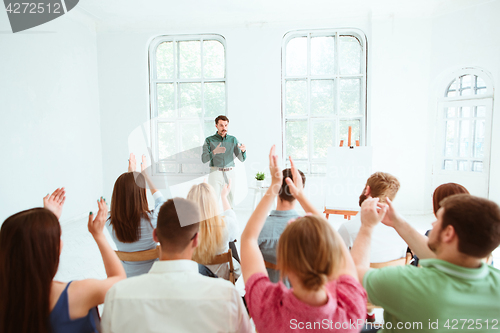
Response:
[[282, 30, 367, 174], [440, 74, 492, 172], [149, 35, 226, 174], [434, 69, 494, 197]]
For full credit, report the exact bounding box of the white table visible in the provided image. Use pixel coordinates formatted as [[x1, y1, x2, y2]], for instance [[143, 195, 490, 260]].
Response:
[[249, 185, 277, 210]]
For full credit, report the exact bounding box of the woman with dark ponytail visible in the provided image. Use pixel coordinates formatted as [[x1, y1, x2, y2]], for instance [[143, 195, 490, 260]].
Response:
[[240, 146, 367, 333], [0, 189, 126, 333]]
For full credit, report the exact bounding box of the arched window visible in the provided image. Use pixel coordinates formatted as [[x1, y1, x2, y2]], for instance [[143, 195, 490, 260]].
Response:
[[435, 69, 494, 196]]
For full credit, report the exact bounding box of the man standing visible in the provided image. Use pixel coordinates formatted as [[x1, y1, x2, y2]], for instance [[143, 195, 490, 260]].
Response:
[[351, 194, 500, 333], [202, 115, 246, 207], [102, 198, 251, 333]]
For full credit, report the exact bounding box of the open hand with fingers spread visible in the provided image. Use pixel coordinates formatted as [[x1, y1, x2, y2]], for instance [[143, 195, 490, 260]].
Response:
[[88, 197, 109, 240], [268, 145, 283, 192], [381, 197, 404, 229], [284, 156, 304, 199], [43, 188, 66, 219], [360, 197, 388, 228]]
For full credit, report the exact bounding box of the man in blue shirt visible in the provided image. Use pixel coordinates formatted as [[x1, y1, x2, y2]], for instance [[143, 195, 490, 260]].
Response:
[[202, 115, 246, 207], [257, 168, 306, 284]]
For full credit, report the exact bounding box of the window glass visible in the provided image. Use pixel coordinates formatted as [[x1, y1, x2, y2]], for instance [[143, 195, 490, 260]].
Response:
[[283, 30, 366, 174], [150, 36, 226, 174]]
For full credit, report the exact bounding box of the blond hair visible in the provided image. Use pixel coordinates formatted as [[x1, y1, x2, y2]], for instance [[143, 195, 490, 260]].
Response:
[[187, 183, 226, 264], [277, 215, 343, 291]]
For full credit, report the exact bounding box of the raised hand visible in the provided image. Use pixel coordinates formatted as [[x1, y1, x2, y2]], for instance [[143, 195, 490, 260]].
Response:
[[269, 145, 283, 194], [284, 156, 304, 199], [128, 153, 137, 172], [360, 197, 388, 228], [43, 188, 66, 219], [221, 179, 232, 198], [239, 143, 246, 153], [141, 154, 147, 172], [213, 143, 226, 155], [88, 197, 108, 239]]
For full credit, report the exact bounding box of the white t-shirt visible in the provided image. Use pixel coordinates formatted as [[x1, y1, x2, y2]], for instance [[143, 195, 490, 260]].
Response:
[[102, 260, 252, 333], [338, 214, 408, 263]]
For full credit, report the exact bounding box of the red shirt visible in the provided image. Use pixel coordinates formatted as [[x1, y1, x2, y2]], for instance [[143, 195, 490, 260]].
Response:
[[245, 273, 367, 332]]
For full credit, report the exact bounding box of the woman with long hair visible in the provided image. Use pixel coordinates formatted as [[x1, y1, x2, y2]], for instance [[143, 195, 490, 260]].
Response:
[[406, 183, 471, 267], [240, 146, 366, 333], [187, 180, 240, 280], [0, 189, 126, 333], [106, 153, 165, 277]]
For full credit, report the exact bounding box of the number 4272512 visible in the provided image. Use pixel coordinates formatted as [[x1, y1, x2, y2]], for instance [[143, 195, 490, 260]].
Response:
[[443, 319, 498, 330], [5, 3, 62, 14]]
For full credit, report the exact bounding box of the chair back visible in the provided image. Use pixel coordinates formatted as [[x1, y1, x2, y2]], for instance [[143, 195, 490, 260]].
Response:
[[115, 245, 160, 261], [207, 249, 235, 284], [264, 261, 277, 270]]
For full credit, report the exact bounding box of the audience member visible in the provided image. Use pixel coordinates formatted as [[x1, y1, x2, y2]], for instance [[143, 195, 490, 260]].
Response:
[[351, 194, 500, 333], [187, 181, 240, 280], [412, 182, 470, 266], [257, 167, 305, 284], [338, 172, 407, 263], [432, 183, 469, 216], [241, 146, 367, 333], [102, 198, 251, 333], [0, 189, 126, 333], [105, 153, 165, 277]]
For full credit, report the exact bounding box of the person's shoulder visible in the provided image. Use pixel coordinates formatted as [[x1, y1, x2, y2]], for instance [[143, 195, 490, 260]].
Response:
[[260, 214, 288, 236], [223, 209, 236, 219], [205, 133, 218, 141], [371, 263, 426, 284], [112, 273, 152, 291], [199, 274, 236, 289], [488, 265, 500, 277], [340, 215, 361, 234]]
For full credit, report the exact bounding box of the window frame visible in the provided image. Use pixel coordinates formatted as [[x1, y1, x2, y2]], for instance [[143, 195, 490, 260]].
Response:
[[148, 34, 227, 176], [435, 68, 494, 176], [281, 29, 368, 174]]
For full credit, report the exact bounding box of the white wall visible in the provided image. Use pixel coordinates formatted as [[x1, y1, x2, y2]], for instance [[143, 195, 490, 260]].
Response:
[[0, 9, 103, 223], [3, 0, 496, 221], [96, 12, 448, 214], [96, 17, 378, 212], [428, 1, 500, 205]]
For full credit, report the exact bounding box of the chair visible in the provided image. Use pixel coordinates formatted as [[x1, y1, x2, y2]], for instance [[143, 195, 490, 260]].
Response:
[[115, 245, 160, 261], [229, 239, 240, 263], [207, 249, 236, 285]]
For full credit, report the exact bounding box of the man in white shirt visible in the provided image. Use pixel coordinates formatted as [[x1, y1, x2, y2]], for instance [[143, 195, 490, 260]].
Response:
[[102, 197, 252, 333], [337, 172, 408, 263]]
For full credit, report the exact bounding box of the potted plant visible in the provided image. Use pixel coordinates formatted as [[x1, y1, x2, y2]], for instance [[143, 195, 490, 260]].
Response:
[[255, 172, 265, 187]]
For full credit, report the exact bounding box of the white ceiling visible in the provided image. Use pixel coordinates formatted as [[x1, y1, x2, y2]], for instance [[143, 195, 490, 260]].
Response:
[[77, 0, 497, 31]]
